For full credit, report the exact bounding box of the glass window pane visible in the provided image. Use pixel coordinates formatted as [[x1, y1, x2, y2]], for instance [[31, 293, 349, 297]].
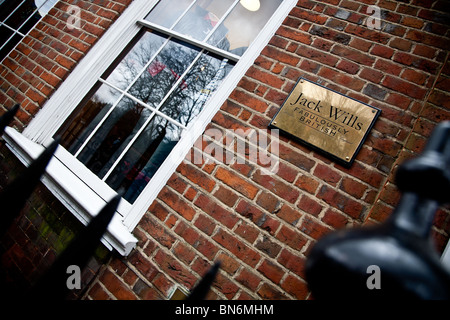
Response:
[[103, 31, 168, 90], [207, 0, 282, 56], [127, 37, 201, 109], [76, 97, 152, 179], [172, 0, 235, 42], [144, 0, 194, 29], [105, 116, 182, 203], [58, 83, 122, 154], [159, 52, 234, 126], [0, 0, 41, 60]]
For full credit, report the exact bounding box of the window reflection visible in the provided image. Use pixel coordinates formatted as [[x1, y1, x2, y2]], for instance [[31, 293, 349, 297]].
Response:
[[105, 116, 181, 203], [76, 97, 152, 179], [57, 29, 234, 203], [207, 0, 282, 55], [145, 0, 282, 56]]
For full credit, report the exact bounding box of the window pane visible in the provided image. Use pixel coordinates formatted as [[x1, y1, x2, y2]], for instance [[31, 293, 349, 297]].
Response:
[[0, 0, 41, 60], [159, 52, 234, 126], [103, 31, 168, 90], [144, 0, 194, 29], [58, 83, 121, 154], [172, 0, 234, 42], [76, 96, 152, 178], [127, 37, 201, 109], [105, 116, 182, 203], [207, 0, 283, 55]]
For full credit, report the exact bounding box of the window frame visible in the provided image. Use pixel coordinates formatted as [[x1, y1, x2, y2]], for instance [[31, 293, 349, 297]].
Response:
[[0, 0, 58, 62], [5, 0, 297, 255]]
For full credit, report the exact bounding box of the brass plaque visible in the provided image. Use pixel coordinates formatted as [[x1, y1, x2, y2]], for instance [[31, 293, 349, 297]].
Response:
[[270, 78, 380, 167]]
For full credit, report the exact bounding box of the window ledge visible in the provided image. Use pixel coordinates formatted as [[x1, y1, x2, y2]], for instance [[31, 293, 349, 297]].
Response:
[[3, 127, 137, 256]]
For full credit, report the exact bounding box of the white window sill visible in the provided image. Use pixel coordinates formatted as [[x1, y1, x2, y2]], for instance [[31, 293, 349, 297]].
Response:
[[3, 127, 137, 256]]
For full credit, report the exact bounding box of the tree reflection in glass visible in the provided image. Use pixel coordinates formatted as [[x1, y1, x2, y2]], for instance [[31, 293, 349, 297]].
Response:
[[57, 29, 234, 203]]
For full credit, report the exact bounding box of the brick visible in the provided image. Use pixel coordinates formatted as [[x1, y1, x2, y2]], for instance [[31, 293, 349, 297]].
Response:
[[359, 67, 384, 83], [234, 220, 259, 244], [370, 45, 394, 59], [229, 89, 268, 113], [299, 215, 331, 240], [193, 213, 215, 235], [336, 59, 360, 74], [257, 283, 288, 300], [318, 67, 365, 91], [313, 163, 342, 186], [317, 185, 365, 220], [212, 228, 261, 267], [340, 177, 368, 199], [297, 195, 323, 217], [275, 225, 308, 250], [402, 16, 424, 29], [401, 69, 427, 85], [257, 259, 284, 284], [277, 204, 302, 225], [158, 187, 196, 221], [277, 248, 306, 279], [236, 199, 280, 235], [253, 169, 300, 204], [296, 45, 339, 67], [363, 83, 388, 100], [276, 26, 311, 44], [368, 200, 393, 222], [276, 162, 298, 183], [294, 174, 319, 194], [374, 59, 403, 76], [299, 59, 321, 73], [177, 162, 215, 192], [194, 194, 239, 229], [255, 235, 282, 258], [281, 274, 309, 299], [212, 272, 240, 299], [385, 92, 412, 110], [349, 37, 373, 52], [88, 282, 110, 300], [322, 208, 350, 229], [256, 191, 280, 214], [291, 6, 327, 24], [309, 25, 351, 45], [213, 185, 239, 207], [139, 215, 176, 249], [382, 75, 427, 100], [235, 268, 262, 291], [99, 269, 137, 300], [325, 18, 348, 32], [154, 250, 198, 289], [246, 66, 285, 89], [332, 45, 375, 66], [215, 166, 259, 199], [344, 24, 390, 44], [405, 29, 447, 50]]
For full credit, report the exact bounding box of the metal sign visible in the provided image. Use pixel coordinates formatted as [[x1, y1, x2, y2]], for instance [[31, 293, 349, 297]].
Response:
[[270, 78, 381, 167]]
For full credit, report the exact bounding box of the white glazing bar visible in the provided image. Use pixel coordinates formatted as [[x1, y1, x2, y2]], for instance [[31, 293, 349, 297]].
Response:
[[0, 0, 27, 24], [202, 0, 240, 43], [168, 0, 198, 30], [74, 33, 172, 157], [101, 47, 207, 182], [137, 20, 240, 62], [98, 78, 188, 130]]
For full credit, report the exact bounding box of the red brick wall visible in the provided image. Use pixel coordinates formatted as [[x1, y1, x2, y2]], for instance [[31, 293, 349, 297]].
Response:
[[0, 0, 449, 300], [0, 0, 132, 129]]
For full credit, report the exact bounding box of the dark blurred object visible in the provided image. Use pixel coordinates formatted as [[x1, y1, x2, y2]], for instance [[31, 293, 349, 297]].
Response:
[[305, 121, 450, 299], [186, 261, 221, 300]]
